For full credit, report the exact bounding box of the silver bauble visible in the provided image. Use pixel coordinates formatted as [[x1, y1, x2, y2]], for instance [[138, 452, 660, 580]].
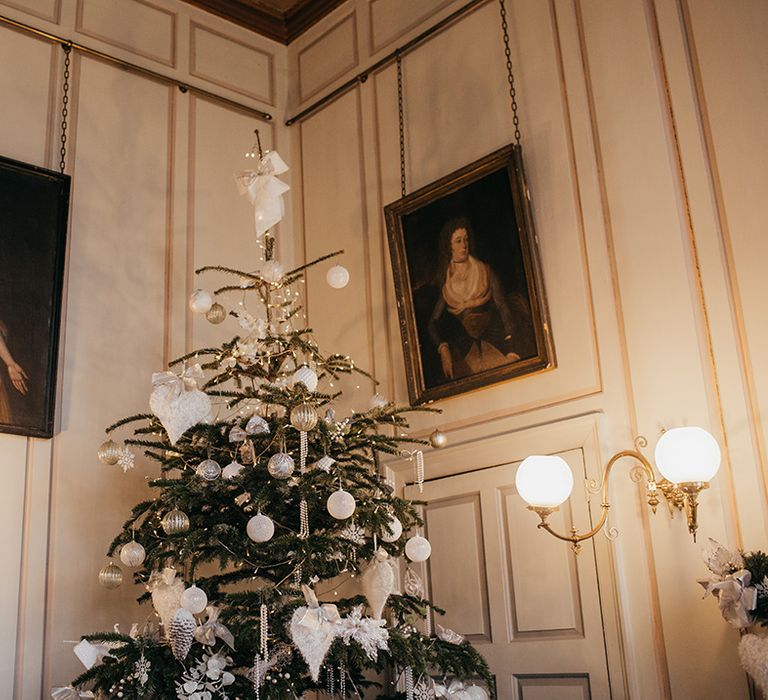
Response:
[[292, 366, 318, 392], [267, 452, 295, 479], [97, 439, 122, 465], [180, 584, 208, 614], [247, 513, 275, 543], [260, 259, 284, 283], [162, 509, 190, 535], [290, 403, 318, 432], [197, 458, 221, 481], [245, 415, 270, 435], [99, 562, 123, 589], [429, 429, 448, 449], [119, 540, 146, 567], [205, 302, 227, 324], [189, 289, 213, 314]]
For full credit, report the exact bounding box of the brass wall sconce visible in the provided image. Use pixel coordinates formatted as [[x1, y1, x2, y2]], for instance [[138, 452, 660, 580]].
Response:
[[516, 427, 721, 552]]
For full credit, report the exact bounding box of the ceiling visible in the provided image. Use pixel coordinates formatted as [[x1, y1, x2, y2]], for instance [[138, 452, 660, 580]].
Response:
[[182, 0, 347, 44]]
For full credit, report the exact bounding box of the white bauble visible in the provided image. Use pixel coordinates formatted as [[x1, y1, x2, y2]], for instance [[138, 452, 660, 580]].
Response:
[[119, 540, 146, 567], [292, 366, 318, 392], [180, 585, 208, 614], [465, 686, 489, 700], [405, 535, 432, 562], [189, 289, 213, 314], [380, 515, 402, 543], [327, 489, 356, 519], [326, 264, 350, 289], [247, 513, 275, 543], [222, 460, 244, 479], [260, 260, 284, 283]]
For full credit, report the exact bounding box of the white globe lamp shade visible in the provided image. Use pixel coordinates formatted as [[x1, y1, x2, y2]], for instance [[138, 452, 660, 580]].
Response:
[[654, 427, 721, 483], [515, 455, 574, 508]]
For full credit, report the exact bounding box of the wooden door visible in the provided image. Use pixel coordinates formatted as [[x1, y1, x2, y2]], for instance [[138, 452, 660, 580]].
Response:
[[405, 448, 613, 700]]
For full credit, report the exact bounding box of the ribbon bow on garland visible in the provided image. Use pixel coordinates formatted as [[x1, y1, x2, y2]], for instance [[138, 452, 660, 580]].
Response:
[[151, 364, 205, 398], [194, 605, 236, 649], [235, 151, 290, 238], [298, 584, 341, 629]]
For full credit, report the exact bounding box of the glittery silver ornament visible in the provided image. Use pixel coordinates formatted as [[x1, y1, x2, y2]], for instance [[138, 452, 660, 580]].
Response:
[[290, 403, 318, 432], [246, 416, 270, 435], [429, 429, 448, 449], [162, 509, 190, 535], [380, 515, 402, 543], [197, 458, 222, 481], [206, 302, 227, 324], [97, 439, 122, 465], [292, 366, 318, 392], [99, 562, 123, 589], [119, 540, 146, 567], [327, 488, 356, 519], [267, 452, 295, 479], [247, 513, 275, 543]]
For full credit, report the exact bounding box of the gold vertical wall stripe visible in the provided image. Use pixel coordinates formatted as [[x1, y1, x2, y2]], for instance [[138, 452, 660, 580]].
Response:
[[163, 86, 176, 368], [12, 439, 32, 699], [572, 1, 672, 696], [185, 96, 197, 356], [677, 0, 768, 536], [645, 0, 743, 545]]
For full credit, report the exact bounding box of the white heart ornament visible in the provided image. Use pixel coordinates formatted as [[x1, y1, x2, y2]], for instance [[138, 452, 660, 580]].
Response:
[[150, 369, 212, 445], [290, 607, 338, 681], [739, 633, 768, 696]]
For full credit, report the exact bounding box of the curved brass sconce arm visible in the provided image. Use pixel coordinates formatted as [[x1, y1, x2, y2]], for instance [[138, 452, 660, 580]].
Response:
[[528, 450, 659, 553]]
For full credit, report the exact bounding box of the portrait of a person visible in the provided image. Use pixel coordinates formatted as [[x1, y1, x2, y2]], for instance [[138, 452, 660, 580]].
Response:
[[0, 320, 29, 423], [428, 217, 522, 381]]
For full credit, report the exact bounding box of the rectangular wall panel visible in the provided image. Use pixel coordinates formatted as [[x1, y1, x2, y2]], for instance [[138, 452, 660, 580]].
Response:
[[190, 23, 274, 104], [76, 0, 176, 66], [369, 0, 454, 51], [298, 13, 358, 101], [0, 0, 59, 22], [425, 494, 491, 640], [46, 56, 170, 687]]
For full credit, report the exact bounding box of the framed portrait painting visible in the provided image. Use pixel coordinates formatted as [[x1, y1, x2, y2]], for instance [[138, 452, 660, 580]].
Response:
[[385, 144, 554, 405], [0, 155, 70, 437]]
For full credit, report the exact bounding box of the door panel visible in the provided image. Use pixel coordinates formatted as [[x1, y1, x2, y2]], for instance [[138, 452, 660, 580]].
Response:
[[406, 448, 610, 699]]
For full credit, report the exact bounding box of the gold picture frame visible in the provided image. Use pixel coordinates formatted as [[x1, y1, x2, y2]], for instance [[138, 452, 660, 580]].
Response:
[[384, 144, 554, 405]]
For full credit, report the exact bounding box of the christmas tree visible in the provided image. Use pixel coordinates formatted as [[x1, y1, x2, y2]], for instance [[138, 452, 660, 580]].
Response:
[[66, 147, 492, 699]]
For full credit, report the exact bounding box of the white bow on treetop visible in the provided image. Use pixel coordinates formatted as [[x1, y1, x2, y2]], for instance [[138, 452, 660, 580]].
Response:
[[234, 150, 290, 238]]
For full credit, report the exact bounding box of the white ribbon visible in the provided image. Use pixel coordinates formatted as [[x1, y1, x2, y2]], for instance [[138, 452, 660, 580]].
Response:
[[235, 151, 290, 237], [151, 364, 204, 400], [298, 584, 340, 630], [435, 680, 471, 700], [195, 605, 236, 649], [51, 689, 94, 700], [700, 568, 757, 628]]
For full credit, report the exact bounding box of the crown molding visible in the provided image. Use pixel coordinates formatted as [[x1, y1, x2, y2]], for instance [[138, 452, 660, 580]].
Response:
[[182, 0, 347, 44]]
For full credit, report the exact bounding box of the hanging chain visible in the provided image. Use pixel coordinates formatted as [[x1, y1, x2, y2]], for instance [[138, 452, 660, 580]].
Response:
[[59, 43, 72, 173], [396, 52, 407, 197], [498, 0, 521, 145]]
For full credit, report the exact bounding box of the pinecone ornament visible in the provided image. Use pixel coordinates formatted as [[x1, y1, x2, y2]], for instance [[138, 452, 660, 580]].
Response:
[[169, 608, 196, 660]]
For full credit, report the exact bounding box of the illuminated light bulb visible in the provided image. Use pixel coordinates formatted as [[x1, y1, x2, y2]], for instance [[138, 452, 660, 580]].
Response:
[[654, 427, 721, 483], [515, 455, 574, 508]]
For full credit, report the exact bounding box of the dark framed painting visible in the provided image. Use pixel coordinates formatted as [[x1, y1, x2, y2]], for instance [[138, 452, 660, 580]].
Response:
[[384, 144, 554, 405], [0, 155, 70, 437]]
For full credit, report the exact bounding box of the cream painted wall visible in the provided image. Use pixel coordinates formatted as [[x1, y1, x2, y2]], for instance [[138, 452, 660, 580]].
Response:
[[287, 0, 768, 698], [0, 0, 290, 696]]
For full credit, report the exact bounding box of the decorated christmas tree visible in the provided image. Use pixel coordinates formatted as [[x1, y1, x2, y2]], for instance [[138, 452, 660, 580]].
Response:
[[64, 147, 492, 699]]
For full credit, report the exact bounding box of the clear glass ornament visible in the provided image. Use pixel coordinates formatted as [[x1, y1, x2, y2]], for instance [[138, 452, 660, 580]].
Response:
[[197, 458, 222, 481], [97, 439, 122, 465], [206, 302, 227, 324], [267, 452, 294, 479], [162, 509, 190, 535], [180, 584, 208, 614], [260, 260, 284, 283], [99, 562, 123, 588], [119, 540, 146, 567], [290, 403, 318, 432], [369, 393, 387, 409], [327, 488, 356, 519]]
